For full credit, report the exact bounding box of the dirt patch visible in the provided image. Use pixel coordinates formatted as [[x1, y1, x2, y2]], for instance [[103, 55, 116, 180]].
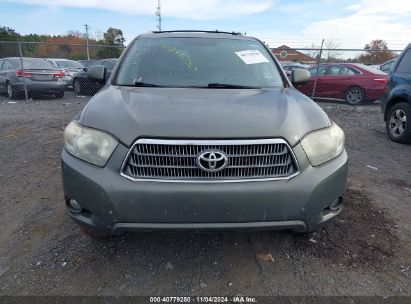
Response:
[[295, 188, 398, 268]]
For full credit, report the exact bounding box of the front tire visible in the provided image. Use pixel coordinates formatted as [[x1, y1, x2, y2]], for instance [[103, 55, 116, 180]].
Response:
[[386, 102, 411, 144], [73, 78, 83, 95], [345, 86, 365, 105], [55, 90, 64, 99]]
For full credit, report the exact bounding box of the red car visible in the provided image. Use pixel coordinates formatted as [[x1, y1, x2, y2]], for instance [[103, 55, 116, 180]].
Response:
[[298, 63, 388, 105]]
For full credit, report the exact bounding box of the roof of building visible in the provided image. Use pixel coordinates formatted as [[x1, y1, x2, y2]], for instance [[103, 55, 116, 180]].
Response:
[[271, 45, 316, 63]]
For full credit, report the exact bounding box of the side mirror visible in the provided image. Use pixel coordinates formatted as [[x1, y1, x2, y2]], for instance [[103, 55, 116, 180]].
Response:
[[87, 65, 106, 83], [291, 69, 310, 86]]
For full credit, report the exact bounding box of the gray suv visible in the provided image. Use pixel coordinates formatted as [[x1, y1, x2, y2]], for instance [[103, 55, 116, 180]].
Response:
[[61, 31, 347, 236]]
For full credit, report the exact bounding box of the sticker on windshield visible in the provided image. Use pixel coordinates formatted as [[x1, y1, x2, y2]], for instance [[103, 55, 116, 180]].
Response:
[[235, 50, 269, 64]]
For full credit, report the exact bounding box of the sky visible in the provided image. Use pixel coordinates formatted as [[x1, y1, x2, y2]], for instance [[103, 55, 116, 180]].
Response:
[[0, 0, 410, 50]]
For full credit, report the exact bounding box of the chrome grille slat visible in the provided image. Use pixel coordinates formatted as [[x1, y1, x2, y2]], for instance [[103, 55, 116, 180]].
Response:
[[121, 139, 299, 182]]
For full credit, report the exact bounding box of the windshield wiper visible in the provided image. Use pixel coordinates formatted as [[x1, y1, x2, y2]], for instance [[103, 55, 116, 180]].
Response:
[[133, 81, 163, 87], [207, 83, 260, 89]]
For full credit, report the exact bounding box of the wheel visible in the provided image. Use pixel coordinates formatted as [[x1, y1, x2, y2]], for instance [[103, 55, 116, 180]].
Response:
[[79, 225, 110, 239], [386, 102, 411, 144], [55, 91, 64, 99], [7, 82, 19, 100], [345, 86, 365, 105], [73, 78, 83, 95]]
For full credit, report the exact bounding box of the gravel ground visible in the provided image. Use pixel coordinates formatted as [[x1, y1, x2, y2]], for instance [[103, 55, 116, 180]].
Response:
[[0, 93, 410, 297]]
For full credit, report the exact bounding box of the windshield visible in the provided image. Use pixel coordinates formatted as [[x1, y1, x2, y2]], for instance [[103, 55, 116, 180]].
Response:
[[56, 60, 83, 69], [116, 37, 284, 88], [79, 60, 95, 67]]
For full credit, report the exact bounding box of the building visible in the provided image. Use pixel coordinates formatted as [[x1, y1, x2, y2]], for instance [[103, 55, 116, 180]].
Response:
[[271, 45, 316, 64]]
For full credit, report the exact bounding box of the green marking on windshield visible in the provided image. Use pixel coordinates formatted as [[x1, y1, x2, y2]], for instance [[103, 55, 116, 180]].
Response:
[[161, 45, 198, 72]]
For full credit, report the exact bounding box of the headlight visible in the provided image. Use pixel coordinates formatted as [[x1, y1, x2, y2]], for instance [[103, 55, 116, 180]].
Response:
[[64, 121, 118, 166], [301, 122, 345, 166]]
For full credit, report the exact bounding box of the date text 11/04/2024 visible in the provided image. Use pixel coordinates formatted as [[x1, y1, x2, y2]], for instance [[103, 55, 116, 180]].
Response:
[[149, 296, 257, 303]]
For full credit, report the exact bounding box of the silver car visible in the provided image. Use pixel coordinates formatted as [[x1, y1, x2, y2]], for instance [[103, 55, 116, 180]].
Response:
[[0, 57, 68, 99], [46, 58, 85, 89]]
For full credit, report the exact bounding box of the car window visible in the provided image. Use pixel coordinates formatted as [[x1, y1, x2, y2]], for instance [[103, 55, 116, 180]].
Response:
[[346, 67, 359, 75], [327, 66, 341, 76], [90, 61, 102, 67], [102, 61, 117, 70], [56, 60, 84, 69], [2, 60, 11, 70], [309, 66, 327, 76], [116, 37, 284, 88], [396, 50, 411, 73], [380, 60, 394, 72], [18, 58, 55, 69], [336, 66, 360, 75]]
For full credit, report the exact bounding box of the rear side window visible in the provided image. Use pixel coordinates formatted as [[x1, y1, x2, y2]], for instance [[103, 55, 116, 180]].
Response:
[[2, 60, 11, 70], [396, 50, 411, 73], [309, 66, 327, 76], [327, 66, 341, 75]]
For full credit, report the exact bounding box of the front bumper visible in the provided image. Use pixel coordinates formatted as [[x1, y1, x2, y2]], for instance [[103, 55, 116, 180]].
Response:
[[61, 142, 348, 234]]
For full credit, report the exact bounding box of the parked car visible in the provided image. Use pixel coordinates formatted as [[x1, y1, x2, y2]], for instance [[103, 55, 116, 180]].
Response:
[[298, 63, 388, 105], [72, 59, 117, 95], [46, 58, 84, 89], [0, 57, 67, 99], [78, 60, 96, 68], [281, 63, 309, 76], [379, 59, 396, 73], [61, 31, 347, 237], [381, 44, 411, 143]]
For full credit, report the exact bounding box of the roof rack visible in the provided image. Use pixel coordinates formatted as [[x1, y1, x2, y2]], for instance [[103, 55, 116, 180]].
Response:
[[152, 30, 242, 36]]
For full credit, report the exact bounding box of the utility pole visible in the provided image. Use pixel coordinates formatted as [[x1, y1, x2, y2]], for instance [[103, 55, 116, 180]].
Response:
[[155, 0, 162, 31], [312, 39, 325, 99], [84, 24, 90, 60]]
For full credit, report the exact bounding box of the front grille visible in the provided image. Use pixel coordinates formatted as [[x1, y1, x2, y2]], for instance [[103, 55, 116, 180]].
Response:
[[121, 139, 299, 182]]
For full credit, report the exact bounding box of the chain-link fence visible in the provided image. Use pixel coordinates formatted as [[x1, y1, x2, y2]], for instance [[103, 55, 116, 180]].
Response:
[[0, 41, 125, 100], [272, 47, 403, 105], [0, 41, 404, 105]]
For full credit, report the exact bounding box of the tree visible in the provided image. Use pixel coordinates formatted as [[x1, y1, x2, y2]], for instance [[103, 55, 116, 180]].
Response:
[[0, 26, 20, 41], [358, 40, 396, 64], [97, 28, 126, 59], [304, 43, 321, 63], [0, 26, 21, 57], [324, 39, 341, 62], [103, 28, 126, 46]]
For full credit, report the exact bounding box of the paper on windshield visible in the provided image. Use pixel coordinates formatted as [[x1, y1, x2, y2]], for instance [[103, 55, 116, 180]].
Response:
[[235, 50, 269, 64]]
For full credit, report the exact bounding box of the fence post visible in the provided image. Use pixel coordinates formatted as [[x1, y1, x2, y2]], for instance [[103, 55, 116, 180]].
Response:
[[18, 40, 29, 101], [311, 39, 324, 99]]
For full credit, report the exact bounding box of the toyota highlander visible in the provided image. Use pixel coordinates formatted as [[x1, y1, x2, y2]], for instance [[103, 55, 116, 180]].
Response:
[[61, 31, 348, 236]]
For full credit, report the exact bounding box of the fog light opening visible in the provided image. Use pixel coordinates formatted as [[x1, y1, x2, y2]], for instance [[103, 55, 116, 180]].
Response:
[[68, 199, 82, 213], [329, 196, 343, 211]]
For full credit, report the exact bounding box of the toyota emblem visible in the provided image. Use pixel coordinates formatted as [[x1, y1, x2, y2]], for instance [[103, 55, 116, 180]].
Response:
[[196, 150, 228, 172]]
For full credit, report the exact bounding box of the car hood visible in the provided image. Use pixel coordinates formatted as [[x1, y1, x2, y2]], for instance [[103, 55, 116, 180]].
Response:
[[79, 86, 330, 147]]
